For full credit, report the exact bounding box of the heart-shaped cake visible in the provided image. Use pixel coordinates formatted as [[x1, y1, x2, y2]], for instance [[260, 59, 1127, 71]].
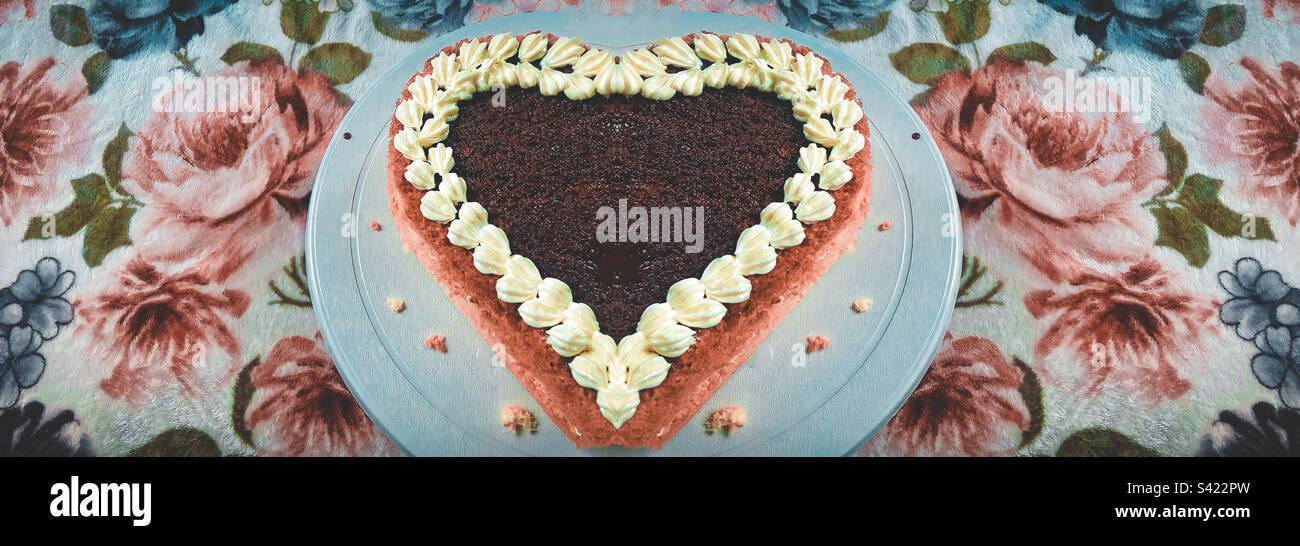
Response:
[[386, 31, 873, 449]]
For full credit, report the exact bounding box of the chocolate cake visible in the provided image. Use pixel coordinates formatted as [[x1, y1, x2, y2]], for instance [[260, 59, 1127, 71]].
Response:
[[386, 31, 873, 449]]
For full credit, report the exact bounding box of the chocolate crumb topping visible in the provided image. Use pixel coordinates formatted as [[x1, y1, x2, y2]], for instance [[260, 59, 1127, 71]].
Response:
[[442, 87, 804, 338]]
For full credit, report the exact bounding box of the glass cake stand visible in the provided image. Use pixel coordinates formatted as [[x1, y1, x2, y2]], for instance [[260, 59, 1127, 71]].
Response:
[[305, 10, 961, 456]]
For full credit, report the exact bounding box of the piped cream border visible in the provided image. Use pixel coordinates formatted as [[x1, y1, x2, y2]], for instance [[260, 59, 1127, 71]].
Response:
[[392, 32, 866, 428]]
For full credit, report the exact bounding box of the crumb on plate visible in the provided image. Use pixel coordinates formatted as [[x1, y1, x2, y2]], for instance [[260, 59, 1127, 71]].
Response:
[[500, 405, 538, 434], [424, 334, 447, 353], [369, 221, 382, 231], [851, 298, 873, 313], [386, 298, 405, 313], [805, 334, 830, 353], [704, 406, 748, 435], [878, 221, 892, 231]]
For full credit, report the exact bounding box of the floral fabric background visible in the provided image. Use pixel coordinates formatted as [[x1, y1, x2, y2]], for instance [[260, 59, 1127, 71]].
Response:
[[0, 0, 1295, 456]]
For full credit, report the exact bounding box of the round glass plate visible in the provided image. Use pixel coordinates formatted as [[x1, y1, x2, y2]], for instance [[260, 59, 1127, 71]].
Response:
[[305, 10, 961, 456]]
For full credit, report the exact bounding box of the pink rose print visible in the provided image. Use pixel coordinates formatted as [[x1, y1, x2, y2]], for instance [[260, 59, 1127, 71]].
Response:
[[1203, 57, 1300, 226], [1024, 258, 1216, 407], [122, 59, 347, 283], [244, 334, 395, 457], [0, 57, 92, 226], [1263, 0, 1300, 23], [861, 334, 1030, 457], [916, 60, 1166, 284], [0, 0, 34, 24], [76, 259, 250, 405]]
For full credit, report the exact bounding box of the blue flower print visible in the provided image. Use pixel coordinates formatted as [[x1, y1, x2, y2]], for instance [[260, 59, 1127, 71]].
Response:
[[86, 0, 237, 59], [1252, 326, 1300, 409], [1198, 402, 1300, 456], [0, 402, 94, 456], [0, 326, 44, 408], [777, 0, 893, 34], [368, 0, 475, 35], [0, 257, 74, 341], [1038, 0, 1205, 59], [0, 258, 75, 408], [1219, 258, 1298, 342]]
